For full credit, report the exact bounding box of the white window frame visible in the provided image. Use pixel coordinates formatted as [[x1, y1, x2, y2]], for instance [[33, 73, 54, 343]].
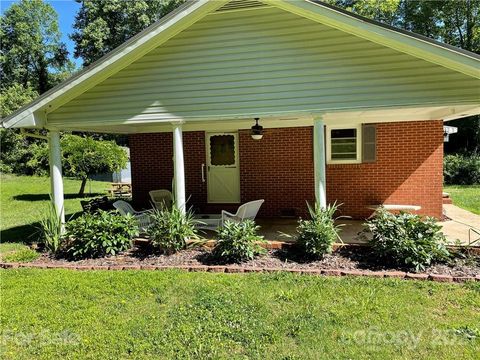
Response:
[[326, 124, 362, 164]]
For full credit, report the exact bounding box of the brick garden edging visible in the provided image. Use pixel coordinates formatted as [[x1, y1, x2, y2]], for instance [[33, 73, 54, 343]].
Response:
[[1, 262, 478, 283]]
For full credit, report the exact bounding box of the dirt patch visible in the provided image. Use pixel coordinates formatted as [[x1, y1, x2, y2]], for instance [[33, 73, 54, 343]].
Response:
[[29, 245, 479, 277]]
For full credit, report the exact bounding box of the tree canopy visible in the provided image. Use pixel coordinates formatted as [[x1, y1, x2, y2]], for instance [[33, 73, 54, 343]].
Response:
[[61, 135, 128, 196], [71, 0, 185, 66], [328, 0, 480, 54], [27, 135, 129, 196], [0, 0, 74, 94]]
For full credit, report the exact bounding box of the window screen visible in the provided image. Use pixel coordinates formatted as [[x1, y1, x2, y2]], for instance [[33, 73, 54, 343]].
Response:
[[330, 128, 357, 160]]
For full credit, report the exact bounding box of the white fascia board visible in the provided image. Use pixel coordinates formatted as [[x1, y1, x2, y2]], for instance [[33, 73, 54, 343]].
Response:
[[6, 112, 36, 128], [265, 0, 480, 79], [323, 104, 480, 124], [1, 0, 228, 129]]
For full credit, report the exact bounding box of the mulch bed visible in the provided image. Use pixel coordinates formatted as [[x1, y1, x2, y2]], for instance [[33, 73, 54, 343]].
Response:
[[22, 244, 480, 278]]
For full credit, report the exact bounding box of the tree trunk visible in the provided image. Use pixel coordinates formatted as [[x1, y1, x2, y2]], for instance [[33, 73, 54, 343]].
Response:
[[79, 177, 88, 197]]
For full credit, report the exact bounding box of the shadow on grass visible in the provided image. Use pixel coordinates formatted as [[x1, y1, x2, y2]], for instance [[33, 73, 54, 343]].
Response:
[[0, 211, 84, 244], [13, 193, 104, 202]]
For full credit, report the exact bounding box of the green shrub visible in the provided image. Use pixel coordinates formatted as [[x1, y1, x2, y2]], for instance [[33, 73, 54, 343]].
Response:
[[365, 208, 450, 271], [148, 206, 200, 255], [2, 247, 40, 263], [444, 154, 480, 185], [296, 202, 343, 259], [212, 220, 266, 263], [65, 210, 138, 259], [38, 199, 63, 254]]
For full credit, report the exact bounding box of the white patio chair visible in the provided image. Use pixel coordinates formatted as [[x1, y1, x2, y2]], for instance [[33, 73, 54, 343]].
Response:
[[196, 199, 265, 230], [149, 189, 173, 210], [221, 199, 265, 225], [113, 200, 152, 231]]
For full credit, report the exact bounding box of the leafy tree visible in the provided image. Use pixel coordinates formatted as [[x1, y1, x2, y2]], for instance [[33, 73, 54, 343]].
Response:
[[62, 135, 128, 196], [0, 83, 38, 118], [27, 135, 128, 196], [71, 0, 185, 65], [439, 0, 480, 54], [0, 84, 39, 174], [433, 0, 480, 153], [0, 0, 74, 93], [326, 0, 402, 25]]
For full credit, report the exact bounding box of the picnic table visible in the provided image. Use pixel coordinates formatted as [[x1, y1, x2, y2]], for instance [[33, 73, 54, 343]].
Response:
[[107, 182, 132, 197]]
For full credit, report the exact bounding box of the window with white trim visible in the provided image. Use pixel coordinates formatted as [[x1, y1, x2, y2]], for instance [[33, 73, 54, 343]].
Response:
[[326, 125, 362, 164]]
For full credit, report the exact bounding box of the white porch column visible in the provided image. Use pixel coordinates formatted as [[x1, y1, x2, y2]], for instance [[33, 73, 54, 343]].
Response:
[[313, 118, 327, 208], [48, 130, 65, 225], [172, 123, 186, 213]]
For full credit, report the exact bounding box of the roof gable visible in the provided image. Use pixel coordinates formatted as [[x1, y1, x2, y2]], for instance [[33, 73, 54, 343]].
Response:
[[45, 6, 478, 130], [2, 0, 479, 129]]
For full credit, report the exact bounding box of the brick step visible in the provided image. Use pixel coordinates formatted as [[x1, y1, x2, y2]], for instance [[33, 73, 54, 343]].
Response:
[[442, 192, 453, 204]]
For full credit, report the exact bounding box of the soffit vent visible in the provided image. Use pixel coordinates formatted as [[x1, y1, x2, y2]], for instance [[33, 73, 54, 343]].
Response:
[[216, 0, 268, 13]]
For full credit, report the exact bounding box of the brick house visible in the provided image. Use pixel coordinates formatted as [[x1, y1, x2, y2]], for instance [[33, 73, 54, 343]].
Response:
[[2, 0, 479, 222]]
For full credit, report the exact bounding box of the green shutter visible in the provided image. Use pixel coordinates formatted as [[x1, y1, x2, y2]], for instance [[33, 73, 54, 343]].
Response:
[[362, 124, 376, 163]]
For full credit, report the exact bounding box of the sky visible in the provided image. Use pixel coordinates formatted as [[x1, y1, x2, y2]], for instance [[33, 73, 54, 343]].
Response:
[[0, 0, 82, 66]]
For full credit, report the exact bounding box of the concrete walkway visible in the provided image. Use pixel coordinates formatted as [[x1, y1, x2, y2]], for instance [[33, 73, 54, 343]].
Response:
[[441, 204, 480, 246]]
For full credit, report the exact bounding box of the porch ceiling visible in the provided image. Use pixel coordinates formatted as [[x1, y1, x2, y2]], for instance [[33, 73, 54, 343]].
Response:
[[38, 104, 480, 134]]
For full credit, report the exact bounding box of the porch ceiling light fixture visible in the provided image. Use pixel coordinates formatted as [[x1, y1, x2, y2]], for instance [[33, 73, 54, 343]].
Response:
[[251, 118, 263, 140]]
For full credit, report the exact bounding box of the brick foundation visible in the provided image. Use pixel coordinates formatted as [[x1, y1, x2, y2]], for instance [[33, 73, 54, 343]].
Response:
[[129, 120, 443, 219]]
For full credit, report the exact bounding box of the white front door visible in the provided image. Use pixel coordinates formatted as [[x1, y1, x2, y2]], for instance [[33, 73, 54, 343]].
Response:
[[206, 132, 240, 203]]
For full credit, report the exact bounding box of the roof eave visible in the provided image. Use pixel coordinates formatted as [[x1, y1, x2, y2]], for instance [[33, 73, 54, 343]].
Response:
[[2, 0, 479, 130], [0, 0, 229, 129], [264, 0, 480, 78]]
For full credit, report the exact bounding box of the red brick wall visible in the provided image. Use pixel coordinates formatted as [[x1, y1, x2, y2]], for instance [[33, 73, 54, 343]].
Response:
[[326, 120, 444, 218], [130, 132, 173, 208], [129, 131, 207, 211], [129, 120, 443, 219], [238, 127, 315, 217]]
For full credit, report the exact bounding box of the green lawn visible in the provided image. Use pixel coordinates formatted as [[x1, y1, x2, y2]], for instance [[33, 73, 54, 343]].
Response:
[[444, 185, 480, 215], [1, 177, 479, 359], [0, 174, 108, 243], [0, 269, 479, 359]]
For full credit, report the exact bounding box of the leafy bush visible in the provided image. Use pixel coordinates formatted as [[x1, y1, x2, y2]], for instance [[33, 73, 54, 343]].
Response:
[[296, 202, 343, 259], [65, 211, 138, 259], [212, 220, 265, 263], [365, 208, 450, 271], [444, 154, 480, 185], [148, 206, 200, 255], [38, 199, 63, 254]]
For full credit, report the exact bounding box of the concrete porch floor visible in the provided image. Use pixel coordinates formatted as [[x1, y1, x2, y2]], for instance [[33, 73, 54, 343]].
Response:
[[227, 206, 480, 246], [254, 218, 368, 244]]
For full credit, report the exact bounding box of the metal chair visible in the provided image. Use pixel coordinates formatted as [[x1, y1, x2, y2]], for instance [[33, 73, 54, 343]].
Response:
[[113, 200, 152, 231], [149, 190, 173, 210]]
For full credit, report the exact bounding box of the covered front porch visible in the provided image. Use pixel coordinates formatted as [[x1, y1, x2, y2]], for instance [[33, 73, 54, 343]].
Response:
[[202, 216, 479, 247], [42, 110, 473, 245], [3, 0, 478, 248]]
